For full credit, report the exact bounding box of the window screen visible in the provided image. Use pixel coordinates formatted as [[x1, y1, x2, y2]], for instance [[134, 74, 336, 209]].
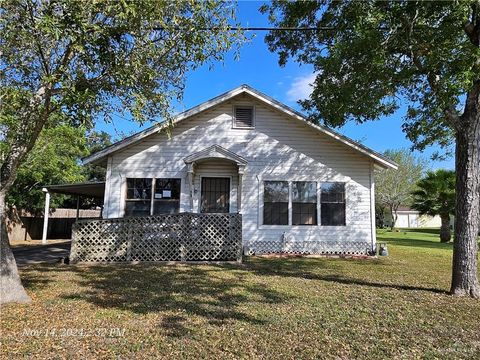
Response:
[[125, 178, 152, 217], [263, 181, 289, 225], [292, 181, 317, 225], [234, 106, 254, 128], [153, 178, 181, 214], [321, 182, 346, 226]]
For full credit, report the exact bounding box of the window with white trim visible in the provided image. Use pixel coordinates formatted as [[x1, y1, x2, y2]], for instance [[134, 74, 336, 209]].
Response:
[[292, 181, 318, 225], [321, 182, 346, 226], [263, 181, 289, 225], [261, 180, 346, 226], [233, 106, 254, 128], [125, 178, 181, 217]]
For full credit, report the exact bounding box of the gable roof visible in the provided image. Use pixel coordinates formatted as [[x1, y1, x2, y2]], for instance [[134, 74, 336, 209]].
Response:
[[83, 84, 397, 169]]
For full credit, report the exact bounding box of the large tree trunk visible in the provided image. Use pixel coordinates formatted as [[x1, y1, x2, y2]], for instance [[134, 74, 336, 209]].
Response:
[[450, 87, 480, 298], [0, 190, 31, 304], [439, 214, 452, 243]]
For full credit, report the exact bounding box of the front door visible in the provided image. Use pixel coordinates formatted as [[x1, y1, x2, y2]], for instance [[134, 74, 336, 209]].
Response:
[[201, 177, 230, 213]]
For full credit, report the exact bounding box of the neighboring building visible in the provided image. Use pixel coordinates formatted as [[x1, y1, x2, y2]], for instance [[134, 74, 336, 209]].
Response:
[[82, 85, 397, 255], [384, 206, 453, 229]]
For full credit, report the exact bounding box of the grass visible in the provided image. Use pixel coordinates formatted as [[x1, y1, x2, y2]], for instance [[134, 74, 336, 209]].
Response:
[[2, 229, 480, 359]]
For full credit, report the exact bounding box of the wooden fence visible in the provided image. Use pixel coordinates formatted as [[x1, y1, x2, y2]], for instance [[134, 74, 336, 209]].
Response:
[[7, 208, 101, 241], [70, 213, 242, 263]]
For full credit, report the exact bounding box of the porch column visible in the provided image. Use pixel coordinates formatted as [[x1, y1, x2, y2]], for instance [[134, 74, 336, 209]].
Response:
[[41, 188, 50, 244], [187, 162, 195, 212], [237, 165, 245, 213]]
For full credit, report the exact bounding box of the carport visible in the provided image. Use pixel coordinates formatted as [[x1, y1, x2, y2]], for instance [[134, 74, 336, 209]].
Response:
[[41, 182, 105, 244]]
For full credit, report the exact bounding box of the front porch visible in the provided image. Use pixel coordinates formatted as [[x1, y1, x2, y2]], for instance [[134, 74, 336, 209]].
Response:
[[184, 145, 247, 214]]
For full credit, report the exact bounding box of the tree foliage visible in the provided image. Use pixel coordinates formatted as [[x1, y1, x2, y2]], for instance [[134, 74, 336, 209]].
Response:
[[261, 1, 477, 154], [0, 0, 244, 191], [412, 169, 456, 242], [375, 149, 426, 229], [411, 169, 456, 218], [5, 124, 88, 212], [3, 128, 112, 213]]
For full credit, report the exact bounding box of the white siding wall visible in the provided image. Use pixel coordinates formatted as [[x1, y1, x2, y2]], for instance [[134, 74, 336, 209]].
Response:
[[104, 94, 375, 252]]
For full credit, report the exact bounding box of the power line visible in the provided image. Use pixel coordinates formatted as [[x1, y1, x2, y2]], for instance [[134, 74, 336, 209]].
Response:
[[153, 26, 334, 32], [152, 25, 416, 32]]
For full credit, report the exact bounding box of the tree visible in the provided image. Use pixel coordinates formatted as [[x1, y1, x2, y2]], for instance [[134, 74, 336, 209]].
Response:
[[375, 149, 426, 230], [5, 124, 88, 213], [0, 0, 244, 304], [4, 128, 110, 214], [412, 170, 456, 243], [262, 1, 480, 297]]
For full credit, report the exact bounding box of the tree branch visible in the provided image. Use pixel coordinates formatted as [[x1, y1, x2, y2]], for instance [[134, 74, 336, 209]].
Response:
[[464, 2, 480, 47], [0, 85, 53, 192], [27, 2, 50, 76]]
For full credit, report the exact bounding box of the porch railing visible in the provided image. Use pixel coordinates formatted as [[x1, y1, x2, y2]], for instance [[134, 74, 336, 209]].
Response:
[[70, 213, 242, 263]]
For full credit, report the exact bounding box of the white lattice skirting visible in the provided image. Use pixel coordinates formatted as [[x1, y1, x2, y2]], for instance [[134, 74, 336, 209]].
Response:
[[70, 213, 242, 263], [247, 240, 372, 256]]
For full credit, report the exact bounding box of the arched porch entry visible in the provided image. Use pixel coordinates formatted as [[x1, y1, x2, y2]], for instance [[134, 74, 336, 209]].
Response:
[[183, 145, 247, 214]]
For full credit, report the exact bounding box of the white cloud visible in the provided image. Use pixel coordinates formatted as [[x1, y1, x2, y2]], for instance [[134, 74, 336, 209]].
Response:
[[286, 73, 316, 102]]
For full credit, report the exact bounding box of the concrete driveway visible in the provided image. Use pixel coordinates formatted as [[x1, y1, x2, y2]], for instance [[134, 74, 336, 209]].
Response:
[[12, 242, 71, 267]]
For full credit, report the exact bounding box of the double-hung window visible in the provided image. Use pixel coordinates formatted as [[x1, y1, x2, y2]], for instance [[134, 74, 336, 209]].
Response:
[[292, 181, 318, 225], [125, 178, 181, 217], [263, 181, 289, 225], [320, 183, 346, 226]]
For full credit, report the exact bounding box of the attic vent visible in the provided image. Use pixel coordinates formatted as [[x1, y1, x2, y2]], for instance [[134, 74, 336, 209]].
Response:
[[234, 106, 254, 128]]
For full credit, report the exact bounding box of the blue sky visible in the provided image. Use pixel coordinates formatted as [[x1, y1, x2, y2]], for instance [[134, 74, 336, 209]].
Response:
[[95, 1, 454, 170]]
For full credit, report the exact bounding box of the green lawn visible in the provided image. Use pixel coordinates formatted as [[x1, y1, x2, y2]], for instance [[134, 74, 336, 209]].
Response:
[[2, 229, 480, 359]]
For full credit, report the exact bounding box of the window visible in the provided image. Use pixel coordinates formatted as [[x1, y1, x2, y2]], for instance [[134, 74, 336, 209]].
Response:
[[292, 181, 317, 225], [262, 180, 347, 226], [125, 178, 181, 217], [263, 181, 289, 225], [321, 182, 346, 226], [125, 178, 152, 217], [233, 106, 254, 128], [153, 178, 181, 214]]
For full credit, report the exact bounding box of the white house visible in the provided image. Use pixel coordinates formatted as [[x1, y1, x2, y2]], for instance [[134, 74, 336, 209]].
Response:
[[83, 85, 397, 256]]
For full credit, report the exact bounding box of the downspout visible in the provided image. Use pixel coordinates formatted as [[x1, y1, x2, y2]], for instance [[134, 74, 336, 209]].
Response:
[[256, 174, 260, 230]]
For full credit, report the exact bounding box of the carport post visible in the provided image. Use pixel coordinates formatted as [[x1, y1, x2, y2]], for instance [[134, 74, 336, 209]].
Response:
[[76, 195, 80, 220], [41, 188, 50, 244]]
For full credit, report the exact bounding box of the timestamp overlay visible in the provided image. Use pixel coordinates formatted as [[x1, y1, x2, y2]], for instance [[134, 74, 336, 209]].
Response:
[[20, 327, 126, 338]]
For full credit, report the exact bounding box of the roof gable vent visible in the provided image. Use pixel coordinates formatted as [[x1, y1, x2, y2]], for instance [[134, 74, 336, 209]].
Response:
[[234, 106, 254, 128]]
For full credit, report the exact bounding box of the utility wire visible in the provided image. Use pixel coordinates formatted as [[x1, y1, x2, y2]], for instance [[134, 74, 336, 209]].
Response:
[[152, 25, 410, 32], [153, 26, 334, 32]]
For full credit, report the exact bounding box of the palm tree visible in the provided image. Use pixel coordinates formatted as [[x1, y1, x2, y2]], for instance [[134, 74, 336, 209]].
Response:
[[411, 170, 455, 242]]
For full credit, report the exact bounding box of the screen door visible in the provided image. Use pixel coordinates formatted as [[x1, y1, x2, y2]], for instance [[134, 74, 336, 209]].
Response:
[[200, 177, 230, 213]]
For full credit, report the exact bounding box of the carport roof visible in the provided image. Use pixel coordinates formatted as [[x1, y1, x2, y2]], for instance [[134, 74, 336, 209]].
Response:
[[43, 182, 105, 198]]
